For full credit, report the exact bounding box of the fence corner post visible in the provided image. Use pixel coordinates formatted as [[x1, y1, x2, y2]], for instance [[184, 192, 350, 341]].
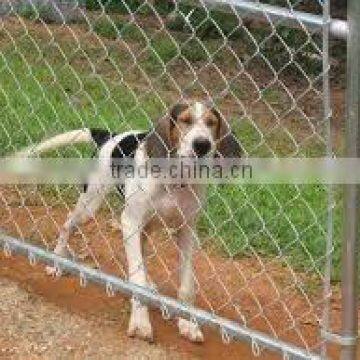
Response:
[[341, 0, 360, 359]]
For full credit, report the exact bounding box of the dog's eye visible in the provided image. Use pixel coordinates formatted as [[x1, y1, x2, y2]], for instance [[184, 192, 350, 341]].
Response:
[[181, 115, 193, 125], [206, 119, 216, 127]]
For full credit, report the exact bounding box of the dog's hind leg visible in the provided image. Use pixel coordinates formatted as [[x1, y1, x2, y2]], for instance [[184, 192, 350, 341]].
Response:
[[56, 184, 109, 257], [46, 178, 111, 276]]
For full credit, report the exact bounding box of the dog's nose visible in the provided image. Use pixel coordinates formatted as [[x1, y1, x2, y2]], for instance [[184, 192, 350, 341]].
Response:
[[193, 138, 211, 157]]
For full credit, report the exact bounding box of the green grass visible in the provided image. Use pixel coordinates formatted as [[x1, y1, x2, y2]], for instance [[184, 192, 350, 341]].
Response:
[[86, 0, 142, 14], [0, 19, 342, 283], [86, 0, 175, 16], [0, 42, 163, 156], [181, 39, 209, 62], [17, 3, 58, 23], [143, 36, 212, 75], [166, 5, 243, 40], [165, 5, 323, 77], [93, 18, 121, 39], [146, 36, 178, 69], [199, 184, 341, 278], [93, 18, 146, 42]]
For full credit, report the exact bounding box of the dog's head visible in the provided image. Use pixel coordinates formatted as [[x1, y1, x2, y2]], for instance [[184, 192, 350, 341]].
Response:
[[146, 101, 242, 159]]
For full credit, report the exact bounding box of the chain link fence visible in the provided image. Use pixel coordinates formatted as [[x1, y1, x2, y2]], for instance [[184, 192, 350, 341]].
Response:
[[0, 0, 355, 359]]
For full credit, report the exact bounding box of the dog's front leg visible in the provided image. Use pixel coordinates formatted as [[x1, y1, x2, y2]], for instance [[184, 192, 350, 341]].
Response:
[[177, 226, 204, 342], [121, 205, 153, 342]]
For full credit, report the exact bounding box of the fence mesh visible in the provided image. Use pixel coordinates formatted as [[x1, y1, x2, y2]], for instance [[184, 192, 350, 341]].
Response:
[[0, 0, 339, 357]]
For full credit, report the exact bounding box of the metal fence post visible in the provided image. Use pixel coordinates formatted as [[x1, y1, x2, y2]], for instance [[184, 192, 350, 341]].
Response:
[[0, 1, 354, 358], [341, 0, 360, 359]]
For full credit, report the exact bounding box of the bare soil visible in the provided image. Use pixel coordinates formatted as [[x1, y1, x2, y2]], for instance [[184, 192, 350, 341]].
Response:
[[0, 277, 192, 360], [0, 196, 350, 359]]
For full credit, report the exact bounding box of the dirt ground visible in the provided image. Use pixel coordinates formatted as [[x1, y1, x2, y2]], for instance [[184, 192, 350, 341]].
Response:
[[0, 193, 351, 359], [0, 254, 282, 360], [0, 277, 192, 360]]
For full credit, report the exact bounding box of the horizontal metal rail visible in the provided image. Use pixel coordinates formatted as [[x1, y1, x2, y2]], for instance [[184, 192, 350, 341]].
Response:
[[0, 232, 320, 360], [205, 0, 348, 40], [0, 0, 348, 40]]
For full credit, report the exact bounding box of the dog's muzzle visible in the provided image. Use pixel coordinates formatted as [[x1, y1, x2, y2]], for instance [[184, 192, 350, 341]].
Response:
[[192, 137, 211, 157]]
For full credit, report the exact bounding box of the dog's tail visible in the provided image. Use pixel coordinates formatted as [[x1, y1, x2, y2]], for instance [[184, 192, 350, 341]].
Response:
[[15, 128, 96, 157]]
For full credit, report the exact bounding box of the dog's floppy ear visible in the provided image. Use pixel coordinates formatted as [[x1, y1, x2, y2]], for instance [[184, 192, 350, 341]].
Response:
[[146, 103, 188, 158], [212, 108, 242, 158], [170, 102, 188, 122], [145, 115, 173, 158]]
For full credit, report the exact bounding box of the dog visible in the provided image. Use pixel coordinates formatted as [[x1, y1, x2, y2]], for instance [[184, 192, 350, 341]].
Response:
[[19, 100, 241, 342]]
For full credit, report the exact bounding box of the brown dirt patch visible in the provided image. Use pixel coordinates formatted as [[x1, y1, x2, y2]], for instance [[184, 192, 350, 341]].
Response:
[[0, 194, 347, 359], [0, 277, 190, 359]]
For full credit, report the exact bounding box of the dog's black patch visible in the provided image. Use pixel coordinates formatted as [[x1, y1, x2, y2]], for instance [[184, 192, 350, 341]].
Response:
[[83, 131, 148, 194], [90, 128, 115, 148], [84, 128, 114, 193], [111, 132, 148, 159], [112, 132, 148, 196]]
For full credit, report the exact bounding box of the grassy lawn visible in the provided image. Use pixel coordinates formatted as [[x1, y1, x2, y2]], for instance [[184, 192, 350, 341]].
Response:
[[0, 14, 342, 282]]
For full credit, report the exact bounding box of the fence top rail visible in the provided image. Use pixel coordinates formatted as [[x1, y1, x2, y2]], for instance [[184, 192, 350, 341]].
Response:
[[0, 0, 348, 39], [204, 0, 348, 40]]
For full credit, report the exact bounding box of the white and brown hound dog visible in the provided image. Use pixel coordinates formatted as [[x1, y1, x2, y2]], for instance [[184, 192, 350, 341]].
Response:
[[19, 100, 241, 342]]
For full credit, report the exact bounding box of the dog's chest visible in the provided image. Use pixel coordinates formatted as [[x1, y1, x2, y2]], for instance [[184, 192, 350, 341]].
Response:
[[152, 186, 204, 227]]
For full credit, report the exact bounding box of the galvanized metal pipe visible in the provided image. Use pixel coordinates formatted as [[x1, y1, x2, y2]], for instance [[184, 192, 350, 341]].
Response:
[[0, 233, 320, 360], [321, 0, 333, 357], [204, 0, 348, 40], [341, 0, 360, 358]]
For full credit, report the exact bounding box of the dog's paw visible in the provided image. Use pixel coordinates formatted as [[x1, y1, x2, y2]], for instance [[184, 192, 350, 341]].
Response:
[[110, 219, 121, 230], [45, 245, 74, 276], [45, 265, 59, 277], [178, 318, 204, 342], [128, 304, 153, 342]]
